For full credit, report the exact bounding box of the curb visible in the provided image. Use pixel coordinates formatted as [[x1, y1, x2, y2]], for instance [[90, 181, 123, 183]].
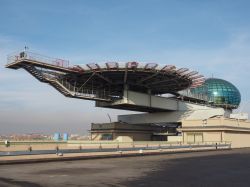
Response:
[[0, 148, 231, 165]]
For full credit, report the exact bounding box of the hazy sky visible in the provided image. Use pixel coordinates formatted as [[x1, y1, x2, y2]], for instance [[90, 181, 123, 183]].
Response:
[[1, 0, 250, 135]]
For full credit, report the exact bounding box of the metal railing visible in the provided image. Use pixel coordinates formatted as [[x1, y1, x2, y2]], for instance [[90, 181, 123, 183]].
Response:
[[7, 51, 70, 68], [57, 79, 111, 101], [0, 141, 231, 156], [179, 89, 209, 102]]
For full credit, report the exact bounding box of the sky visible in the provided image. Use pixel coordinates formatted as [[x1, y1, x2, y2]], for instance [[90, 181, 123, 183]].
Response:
[[1, 0, 250, 135]]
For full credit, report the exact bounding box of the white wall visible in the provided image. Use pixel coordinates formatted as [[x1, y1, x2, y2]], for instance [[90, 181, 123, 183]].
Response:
[[118, 108, 226, 124]]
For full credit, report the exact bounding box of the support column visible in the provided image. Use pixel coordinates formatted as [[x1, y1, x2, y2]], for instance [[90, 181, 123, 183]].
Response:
[[148, 89, 152, 107], [123, 85, 129, 103]]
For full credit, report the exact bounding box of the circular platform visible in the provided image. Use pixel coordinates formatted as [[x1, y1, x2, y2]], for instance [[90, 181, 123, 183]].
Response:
[[66, 62, 204, 96]]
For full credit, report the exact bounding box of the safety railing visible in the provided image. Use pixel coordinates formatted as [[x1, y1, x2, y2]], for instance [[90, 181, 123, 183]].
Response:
[[7, 51, 70, 68], [179, 89, 209, 102], [0, 141, 231, 156], [57, 79, 111, 101]]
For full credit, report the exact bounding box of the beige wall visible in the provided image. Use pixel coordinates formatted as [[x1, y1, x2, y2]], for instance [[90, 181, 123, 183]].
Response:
[[223, 132, 250, 148], [183, 132, 203, 143], [115, 136, 133, 142], [167, 136, 182, 142], [91, 133, 106, 141], [203, 132, 222, 142], [91, 132, 152, 141], [182, 118, 250, 128], [183, 132, 222, 143], [114, 132, 151, 141], [181, 118, 250, 148], [182, 130, 250, 148]]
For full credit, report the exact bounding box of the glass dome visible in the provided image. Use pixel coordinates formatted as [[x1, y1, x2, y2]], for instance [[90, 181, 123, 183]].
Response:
[[191, 78, 241, 109]]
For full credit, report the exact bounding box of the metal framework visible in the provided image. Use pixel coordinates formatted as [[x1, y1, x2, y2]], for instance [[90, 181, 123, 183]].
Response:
[[6, 51, 205, 102]]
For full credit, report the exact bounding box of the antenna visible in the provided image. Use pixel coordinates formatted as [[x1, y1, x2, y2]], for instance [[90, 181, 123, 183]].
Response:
[[24, 46, 29, 51], [107, 113, 112, 123]]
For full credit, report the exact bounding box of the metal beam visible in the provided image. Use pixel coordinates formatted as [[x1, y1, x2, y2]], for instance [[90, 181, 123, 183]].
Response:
[[137, 71, 160, 84], [123, 63, 128, 84], [79, 72, 96, 90], [145, 75, 181, 86], [95, 73, 113, 84]]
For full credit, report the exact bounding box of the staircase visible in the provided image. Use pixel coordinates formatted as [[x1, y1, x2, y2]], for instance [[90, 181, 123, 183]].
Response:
[[22, 64, 72, 97], [22, 64, 111, 101], [49, 80, 73, 97], [22, 64, 47, 82]]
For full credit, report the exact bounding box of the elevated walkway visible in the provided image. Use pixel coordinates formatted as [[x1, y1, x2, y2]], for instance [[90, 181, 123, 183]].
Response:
[[6, 52, 111, 102]]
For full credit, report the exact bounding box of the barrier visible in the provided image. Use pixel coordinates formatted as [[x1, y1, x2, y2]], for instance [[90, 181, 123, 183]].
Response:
[[7, 51, 70, 68], [0, 141, 231, 156]]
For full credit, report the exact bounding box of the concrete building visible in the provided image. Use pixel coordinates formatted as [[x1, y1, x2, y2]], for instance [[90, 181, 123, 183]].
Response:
[[6, 51, 250, 148], [91, 122, 179, 141], [180, 117, 250, 148]]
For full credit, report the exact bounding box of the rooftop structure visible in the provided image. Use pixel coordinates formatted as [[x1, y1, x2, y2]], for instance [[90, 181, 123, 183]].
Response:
[[6, 50, 250, 147], [6, 51, 205, 103], [190, 78, 241, 109]]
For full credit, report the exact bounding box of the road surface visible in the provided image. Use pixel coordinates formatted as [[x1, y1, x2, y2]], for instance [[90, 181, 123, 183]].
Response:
[[0, 148, 250, 187]]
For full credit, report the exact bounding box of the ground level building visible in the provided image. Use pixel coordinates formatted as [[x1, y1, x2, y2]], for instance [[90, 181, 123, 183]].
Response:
[[91, 122, 179, 142], [91, 117, 250, 148], [180, 117, 250, 148]]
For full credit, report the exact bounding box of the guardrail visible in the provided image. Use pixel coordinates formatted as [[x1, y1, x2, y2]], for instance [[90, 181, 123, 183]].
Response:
[[7, 51, 70, 68], [56, 79, 112, 101], [0, 140, 231, 145], [0, 141, 67, 146], [0, 141, 231, 156]]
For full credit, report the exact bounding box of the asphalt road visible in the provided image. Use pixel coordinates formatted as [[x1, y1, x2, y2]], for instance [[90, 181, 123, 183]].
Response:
[[1, 148, 250, 187]]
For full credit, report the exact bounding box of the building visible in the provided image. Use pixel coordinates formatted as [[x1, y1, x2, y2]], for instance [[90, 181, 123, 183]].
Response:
[[180, 117, 250, 148], [6, 50, 250, 148], [91, 122, 179, 141]]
